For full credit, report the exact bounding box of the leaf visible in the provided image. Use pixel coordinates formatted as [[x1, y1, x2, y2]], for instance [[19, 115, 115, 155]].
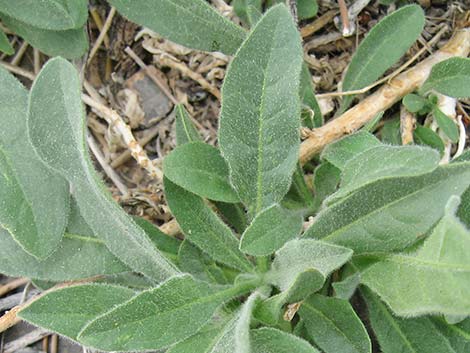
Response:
[[0, 0, 88, 30], [299, 294, 371, 353], [0, 14, 88, 59], [233, 0, 263, 27], [267, 239, 353, 302], [433, 107, 459, 143], [432, 317, 470, 352], [300, 64, 323, 128], [0, 227, 128, 281], [282, 163, 315, 211], [175, 103, 202, 145], [219, 4, 303, 215], [0, 66, 69, 259], [297, 0, 318, 20], [77, 275, 257, 351], [321, 131, 381, 170], [214, 201, 248, 234], [28, 58, 179, 282], [333, 270, 361, 300], [164, 178, 253, 272], [251, 327, 320, 353], [246, 4, 262, 27], [163, 142, 239, 203], [362, 288, 457, 353], [312, 162, 341, 210], [304, 162, 470, 253], [381, 116, 402, 145], [403, 93, 429, 113], [328, 145, 440, 203], [420, 57, 470, 98], [19, 284, 135, 340], [109, 0, 245, 55], [240, 204, 302, 256], [340, 5, 425, 111], [362, 196, 470, 317], [414, 124, 445, 154], [0, 28, 13, 55]]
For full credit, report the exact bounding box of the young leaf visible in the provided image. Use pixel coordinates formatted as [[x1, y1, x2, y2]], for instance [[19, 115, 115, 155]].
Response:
[[333, 271, 361, 300], [414, 124, 445, 154], [0, 0, 88, 30], [0, 227, 128, 281], [0, 14, 89, 59], [109, 0, 245, 55], [0, 28, 13, 55], [77, 275, 257, 351], [340, 5, 425, 111], [163, 142, 239, 203], [283, 163, 315, 211], [312, 162, 341, 209], [251, 327, 320, 353], [175, 103, 202, 145], [329, 145, 440, 203], [381, 117, 402, 145], [297, 0, 318, 20], [240, 204, 302, 256], [304, 162, 470, 253], [403, 93, 428, 113], [299, 294, 371, 353], [420, 57, 470, 98], [233, 0, 263, 26], [362, 196, 470, 317], [0, 66, 69, 259], [321, 131, 381, 170], [433, 107, 459, 143], [164, 178, 253, 272], [362, 288, 456, 353], [19, 284, 135, 340], [28, 58, 179, 282], [219, 4, 303, 215], [300, 64, 323, 128], [267, 239, 353, 302], [214, 201, 248, 234]]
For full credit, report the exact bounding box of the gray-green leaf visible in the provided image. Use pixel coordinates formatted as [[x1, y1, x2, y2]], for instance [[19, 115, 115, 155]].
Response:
[[240, 204, 302, 256], [219, 4, 303, 215], [108, 0, 246, 55], [0, 28, 13, 55], [28, 58, 179, 282], [163, 142, 239, 203], [251, 327, 320, 353], [403, 93, 429, 113], [299, 294, 371, 353], [0, 66, 69, 259], [414, 124, 445, 154], [175, 104, 202, 145], [420, 57, 470, 98], [433, 107, 459, 143], [19, 284, 135, 340], [340, 5, 425, 111]]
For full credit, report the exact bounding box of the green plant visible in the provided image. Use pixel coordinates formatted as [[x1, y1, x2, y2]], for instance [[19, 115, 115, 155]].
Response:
[[1, 2, 470, 353]]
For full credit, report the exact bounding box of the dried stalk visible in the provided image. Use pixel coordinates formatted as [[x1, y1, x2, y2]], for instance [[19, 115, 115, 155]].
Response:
[[299, 28, 470, 164], [400, 105, 415, 145], [0, 278, 28, 297], [88, 7, 116, 64]]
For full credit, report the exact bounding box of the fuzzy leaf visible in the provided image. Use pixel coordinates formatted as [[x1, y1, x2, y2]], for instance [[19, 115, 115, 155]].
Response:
[[233, 0, 263, 27], [403, 93, 428, 113], [164, 178, 253, 272], [433, 107, 459, 143], [414, 124, 445, 154], [312, 162, 341, 210], [321, 131, 381, 170], [0, 227, 128, 281], [19, 284, 135, 340], [432, 317, 470, 352], [381, 117, 402, 145], [175, 104, 202, 145], [333, 271, 361, 300], [0, 0, 88, 30], [299, 294, 371, 353], [108, 0, 245, 55], [300, 64, 322, 128], [362, 288, 457, 353], [420, 57, 470, 98], [215, 201, 248, 234], [251, 327, 320, 353], [362, 196, 470, 317], [0, 14, 88, 59], [304, 162, 470, 253], [0, 28, 13, 55], [219, 4, 303, 215], [340, 5, 425, 110], [164, 142, 239, 203], [297, 0, 318, 20], [240, 204, 302, 256], [27, 58, 179, 282], [329, 145, 440, 203], [77, 275, 256, 351], [0, 66, 69, 259]]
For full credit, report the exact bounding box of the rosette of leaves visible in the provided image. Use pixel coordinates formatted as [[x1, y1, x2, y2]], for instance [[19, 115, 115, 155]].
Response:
[[0, 3, 469, 353]]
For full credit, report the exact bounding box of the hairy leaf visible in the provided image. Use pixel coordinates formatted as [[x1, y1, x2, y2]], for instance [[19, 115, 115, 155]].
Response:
[[0, 66, 69, 259], [300, 294, 371, 353], [312, 162, 341, 210], [164, 142, 239, 203], [414, 124, 445, 154], [215, 201, 248, 234], [300, 64, 323, 128], [233, 0, 262, 26], [403, 93, 429, 113], [362, 196, 470, 317], [175, 103, 202, 145], [240, 204, 302, 256], [164, 178, 253, 272], [28, 58, 179, 282], [381, 117, 402, 145], [78, 275, 256, 351], [297, 0, 318, 20], [219, 4, 303, 215], [304, 162, 470, 253], [108, 0, 245, 55], [340, 5, 425, 110], [433, 107, 459, 143], [0, 28, 13, 55], [19, 284, 135, 340], [432, 317, 470, 352], [251, 327, 320, 353], [420, 57, 470, 98]]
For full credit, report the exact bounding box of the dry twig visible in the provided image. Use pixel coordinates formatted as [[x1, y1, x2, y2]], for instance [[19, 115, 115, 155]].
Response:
[[88, 7, 116, 64], [0, 278, 28, 297], [400, 105, 416, 145]]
